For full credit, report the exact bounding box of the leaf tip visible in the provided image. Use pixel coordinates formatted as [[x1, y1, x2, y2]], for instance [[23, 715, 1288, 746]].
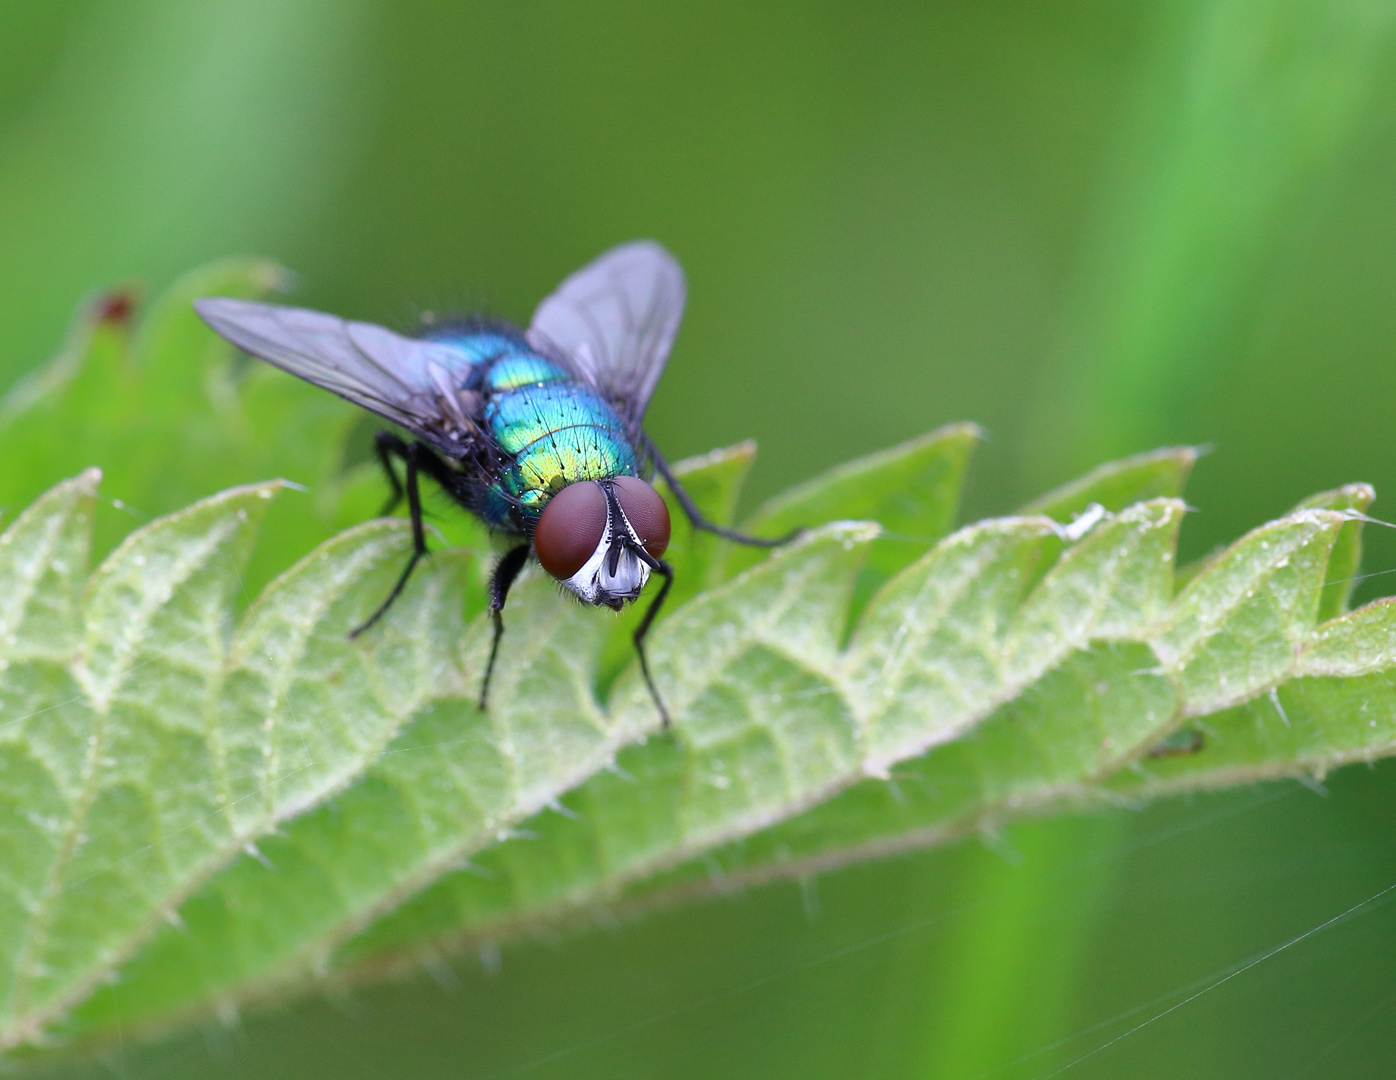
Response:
[[1345, 482, 1377, 508], [940, 419, 986, 444], [1294, 482, 1377, 515], [811, 520, 883, 548], [93, 290, 138, 326]]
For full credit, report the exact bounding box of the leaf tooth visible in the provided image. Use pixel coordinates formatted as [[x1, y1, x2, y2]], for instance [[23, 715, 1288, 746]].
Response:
[[0, 470, 99, 667], [1297, 597, 1396, 678], [1005, 497, 1185, 680], [849, 516, 1056, 765], [1154, 509, 1345, 713]]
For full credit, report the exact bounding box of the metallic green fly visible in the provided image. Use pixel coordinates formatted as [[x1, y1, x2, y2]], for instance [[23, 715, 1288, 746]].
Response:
[[196, 242, 793, 722]]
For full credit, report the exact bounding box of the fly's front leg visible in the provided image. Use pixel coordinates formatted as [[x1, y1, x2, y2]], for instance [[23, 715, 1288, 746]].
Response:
[[646, 438, 801, 549], [631, 549, 675, 727], [351, 440, 431, 638], [479, 544, 531, 710]]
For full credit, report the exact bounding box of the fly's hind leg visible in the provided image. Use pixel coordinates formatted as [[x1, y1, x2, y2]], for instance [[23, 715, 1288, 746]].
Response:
[[646, 438, 802, 549], [374, 430, 408, 516], [479, 544, 531, 710]]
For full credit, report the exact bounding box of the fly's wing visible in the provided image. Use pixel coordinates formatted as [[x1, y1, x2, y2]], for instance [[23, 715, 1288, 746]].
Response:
[[525, 240, 686, 427], [195, 298, 479, 456]]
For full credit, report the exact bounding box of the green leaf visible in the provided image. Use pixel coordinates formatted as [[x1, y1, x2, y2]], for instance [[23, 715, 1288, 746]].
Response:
[[2, 449, 1395, 1058], [7, 273, 1396, 1061], [1169, 481, 1371, 601]]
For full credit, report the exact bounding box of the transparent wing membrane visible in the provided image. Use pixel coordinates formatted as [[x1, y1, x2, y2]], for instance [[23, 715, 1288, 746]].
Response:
[[195, 298, 477, 454], [527, 240, 686, 425]]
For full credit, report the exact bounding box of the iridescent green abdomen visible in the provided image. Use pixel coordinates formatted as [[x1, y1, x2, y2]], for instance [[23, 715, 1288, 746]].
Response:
[[479, 354, 637, 529]]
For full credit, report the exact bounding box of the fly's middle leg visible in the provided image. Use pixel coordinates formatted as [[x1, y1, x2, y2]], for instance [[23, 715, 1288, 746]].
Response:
[[646, 438, 802, 549]]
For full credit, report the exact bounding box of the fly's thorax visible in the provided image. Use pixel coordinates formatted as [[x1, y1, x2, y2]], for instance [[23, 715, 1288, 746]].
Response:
[[533, 478, 671, 607], [421, 324, 533, 368], [486, 354, 567, 390]]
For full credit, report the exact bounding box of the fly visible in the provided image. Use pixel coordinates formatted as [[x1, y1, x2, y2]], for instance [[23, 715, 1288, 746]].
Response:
[[195, 241, 794, 724]]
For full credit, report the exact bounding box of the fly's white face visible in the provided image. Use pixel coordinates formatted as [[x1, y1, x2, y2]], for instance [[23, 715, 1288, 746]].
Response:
[[558, 497, 651, 608]]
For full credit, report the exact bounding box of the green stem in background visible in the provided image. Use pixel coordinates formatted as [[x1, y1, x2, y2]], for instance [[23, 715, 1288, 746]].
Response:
[[1028, 0, 1396, 488], [905, 818, 1127, 1080]]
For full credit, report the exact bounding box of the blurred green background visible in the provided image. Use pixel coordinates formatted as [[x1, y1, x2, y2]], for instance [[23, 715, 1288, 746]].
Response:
[[6, 0, 1396, 1076]]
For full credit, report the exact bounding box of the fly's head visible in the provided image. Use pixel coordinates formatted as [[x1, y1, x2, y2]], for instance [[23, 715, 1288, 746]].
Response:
[[533, 477, 670, 608]]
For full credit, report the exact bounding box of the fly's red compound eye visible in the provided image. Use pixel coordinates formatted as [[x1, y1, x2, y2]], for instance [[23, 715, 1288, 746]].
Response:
[[612, 476, 670, 559], [535, 481, 607, 580]]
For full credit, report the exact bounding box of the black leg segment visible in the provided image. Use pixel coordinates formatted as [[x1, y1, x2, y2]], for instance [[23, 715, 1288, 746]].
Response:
[[631, 548, 675, 727], [374, 430, 408, 516], [646, 438, 802, 549], [351, 438, 458, 639], [479, 544, 531, 710]]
